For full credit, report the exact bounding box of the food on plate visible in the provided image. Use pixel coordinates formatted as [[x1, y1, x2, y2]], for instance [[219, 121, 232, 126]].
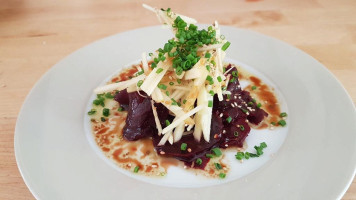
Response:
[[88, 4, 287, 178]]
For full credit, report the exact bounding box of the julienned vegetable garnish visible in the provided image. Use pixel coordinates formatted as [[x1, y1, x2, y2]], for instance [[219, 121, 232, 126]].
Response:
[[88, 4, 286, 178]]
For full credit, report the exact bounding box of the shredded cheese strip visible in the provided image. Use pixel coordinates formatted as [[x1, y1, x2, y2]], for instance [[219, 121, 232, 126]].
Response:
[[162, 105, 203, 134], [140, 59, 170, 95], [141, 52, 149, 73], [158, 130, 173, 146], [173, 122, 185, 142], [151, 100, 163, 135], [94, 75, 145, 94]]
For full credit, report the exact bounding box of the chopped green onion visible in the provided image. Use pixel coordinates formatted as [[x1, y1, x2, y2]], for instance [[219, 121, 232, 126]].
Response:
[[87, 109, 96, 115], [169, 82, 174, 86], [195, 158, 202, 165], [102, 108, 110, 117], [232, 71, 238, 77], [278, 120, 287, 127], [206, 65, 211, 72], [240, 125, 245, 131], [166, 91, 170, 96], [183, 99, 187, 104], [209, 90, 214, 96], [181, 143, 187, 151], [205, 154, 214, 158], [271, 122, 276, 125], [280, 112, 288, 117], [137, 80, 143, 87], [214, 163, 222, 170], [226, 116, 232, 123], [234, 131, 239, 137], [118, 107, 124, 111], [105, 92, 114, 99], [244, 152, 250, 160], [205, 52, 211, 58], [100, 117, 106, 122], [257, 103, 262, 108], [158, 83, 167, 90], [212, 147, 222, 157], [137, 70, 144, 76], [235, 152, 244, 160], [177, 79, 181, 84], [251, 86, 257, 90], [221, 41, 231, 51], [134, 166, 139, 173], [165, 120, 171, 126], [217, 76, 222, 82], [219, 173, 226, 178], [156, 68, 163, 74], [210, 60, 216, 66], [208, 100, 213, 107]]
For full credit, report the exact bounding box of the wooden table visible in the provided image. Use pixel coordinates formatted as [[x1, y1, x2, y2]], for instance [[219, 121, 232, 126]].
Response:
[[1, 0, 355, 199]]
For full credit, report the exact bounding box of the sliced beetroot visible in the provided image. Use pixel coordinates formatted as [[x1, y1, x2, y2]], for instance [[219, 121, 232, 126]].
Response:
[[114, 89, 129, 110], [122, 92, 155, 141], [220, 118, 251, 148], [152, 112, 223, 163]]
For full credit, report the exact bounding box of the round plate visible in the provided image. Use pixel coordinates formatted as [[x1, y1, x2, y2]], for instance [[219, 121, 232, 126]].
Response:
[[15, 26, 356, 199]]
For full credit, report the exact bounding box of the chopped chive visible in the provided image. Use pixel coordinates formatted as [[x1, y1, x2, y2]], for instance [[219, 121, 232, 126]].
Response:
[[217, 76, 222, 82], [137, 70, 144, 76], [87, 109, 96, 115], [208, 100, 213, 107], [241, 108, 248, 114], [151, 62, 157, 69], [223, 67, 226, 73], [219, 173, 226, 179], [234, 131, 239, 137], [105, 92, 114, 99], [240, 125, 245, 131], [134, 166, 139, 173], [118, 107, 124, 111], [271, 122, 276, 125], [156, 68, 163, 74], [280, 112, 288, 117], [205, 52, 211, 58], [212, 147, 222, 157], [177, 79, 181, 84], [165, 120, 171, 126], [214, 163, 222, 170], [102, 108, 110, 117], [244, 152, 250, 160], [137, 80, 143, 87], [206, 65, 211, 72], [195, 158, 202, 165], [205, 154, 214, 158], [226, 116, 232, 123], [209, 90, 214, 96], [278, 120, 287, 127], [235, 152, 244, 160], [227, 94, 231, 99], [158, 83, 167, 90], [206, 75, 213, 82], [100, 117, 106, 122], [257, 103, 262, 108], [221, 41, 231, 51], [260, 142, 267, 148], [183, 99, 187, 104], [166, 91, 170, 96], [232, 71, 238, 77], [148, 53, 153, 56], [169, 82, 174, 86], [252, 98, 256, 103], [251, 86, 257, 90], [221, 86, 227, 91], [181, 143, 187, 151]]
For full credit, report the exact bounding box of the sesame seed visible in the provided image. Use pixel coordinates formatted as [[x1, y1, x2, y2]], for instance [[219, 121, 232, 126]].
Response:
[[234, 102, 238, 106], [237, 125, 240, 127], [214, 134, 219, 139], [128, 163, 132, 167], [160, 151, 165, 155], [222, 130, 226, 134], [245, 119, 249, 123], [238, 96, 242, 99], [225, 144, 228, 147], [246, 112, 250, 115], [231, 103, 235, 107], [187, 148, 192, 152], [219, 113, 223, 117]]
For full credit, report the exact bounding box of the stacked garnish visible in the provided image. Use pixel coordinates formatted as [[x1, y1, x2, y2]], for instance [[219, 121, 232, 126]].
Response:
[[94, 4, 232, 146]]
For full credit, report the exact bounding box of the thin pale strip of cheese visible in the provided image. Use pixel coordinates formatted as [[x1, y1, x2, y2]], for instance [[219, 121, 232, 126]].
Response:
[[173, 122, 185, 142], [141, 52, 149, 73], [151, 100, 163, 135], [162, 105, 203, 134], [161, 102, 195, 125], [140, 60, 170, 96], [94, 75, 145, 94], [193, 114, 202, 141], [158, 130, 172, 146]]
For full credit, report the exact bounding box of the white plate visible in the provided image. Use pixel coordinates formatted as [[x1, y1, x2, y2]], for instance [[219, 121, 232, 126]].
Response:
[[15, 26, 356, 200]]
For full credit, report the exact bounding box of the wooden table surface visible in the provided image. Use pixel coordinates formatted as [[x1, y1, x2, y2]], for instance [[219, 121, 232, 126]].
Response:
[[1, 0, 355, 199]]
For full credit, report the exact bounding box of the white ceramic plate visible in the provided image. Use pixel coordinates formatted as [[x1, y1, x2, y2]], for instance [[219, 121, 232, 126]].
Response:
[[15, 26, 356, 200]]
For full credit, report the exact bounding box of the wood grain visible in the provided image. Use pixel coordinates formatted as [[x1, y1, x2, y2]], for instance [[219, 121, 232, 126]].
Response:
[[0, 0, 355, 199]]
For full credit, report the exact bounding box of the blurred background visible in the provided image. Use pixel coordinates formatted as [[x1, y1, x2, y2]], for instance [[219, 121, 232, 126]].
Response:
[[0, 0, 355, 199]]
